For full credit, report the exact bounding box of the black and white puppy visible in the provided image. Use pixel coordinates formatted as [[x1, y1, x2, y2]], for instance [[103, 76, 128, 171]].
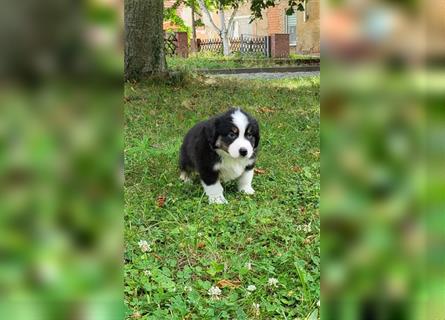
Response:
[[179, 108, 260, 204]]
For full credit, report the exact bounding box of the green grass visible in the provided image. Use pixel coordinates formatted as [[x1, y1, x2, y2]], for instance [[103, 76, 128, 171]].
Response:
[[124, 75, 320, 319], [167, 52, 320, 71]]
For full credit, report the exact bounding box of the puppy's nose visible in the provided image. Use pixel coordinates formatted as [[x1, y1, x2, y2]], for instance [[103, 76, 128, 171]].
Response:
[[239, 148, 247, 157]]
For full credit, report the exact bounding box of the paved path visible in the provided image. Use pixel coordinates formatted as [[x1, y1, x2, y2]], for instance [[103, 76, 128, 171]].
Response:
[[210, 71, 319, 79]]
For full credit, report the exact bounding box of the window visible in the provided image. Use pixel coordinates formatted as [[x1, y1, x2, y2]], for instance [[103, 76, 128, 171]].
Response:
[[229, 16, 252, 37], [285, 13, 297, 45]]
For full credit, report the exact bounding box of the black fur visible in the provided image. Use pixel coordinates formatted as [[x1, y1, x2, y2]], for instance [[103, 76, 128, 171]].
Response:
[[179, 108, 260, 184]]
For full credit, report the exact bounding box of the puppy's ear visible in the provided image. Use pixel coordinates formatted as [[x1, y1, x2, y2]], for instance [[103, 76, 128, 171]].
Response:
[[252, 119, 260, 149], [204, 119, 218, 148]]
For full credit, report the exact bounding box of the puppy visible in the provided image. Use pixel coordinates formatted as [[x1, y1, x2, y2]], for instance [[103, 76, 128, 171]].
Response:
[[179, 108, 260, 204]]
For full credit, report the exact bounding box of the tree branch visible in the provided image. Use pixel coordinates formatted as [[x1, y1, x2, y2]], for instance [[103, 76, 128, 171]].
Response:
[[227, 7, 239, 32], [172, 0, 183, 9], [196, 0, 221, 34], [219, 4, 226, 33]]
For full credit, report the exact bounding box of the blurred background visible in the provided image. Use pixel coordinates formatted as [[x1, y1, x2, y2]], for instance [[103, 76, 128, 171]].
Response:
[[322, 0, 445, 319], [0, 0, 123, 319]]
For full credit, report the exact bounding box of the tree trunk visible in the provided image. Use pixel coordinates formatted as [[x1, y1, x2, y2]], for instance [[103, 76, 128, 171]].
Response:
[[221, 31, 230, 56], [191, 4, 197, 53], [124, 0, 166, 81], [219, 8, 230, 56]]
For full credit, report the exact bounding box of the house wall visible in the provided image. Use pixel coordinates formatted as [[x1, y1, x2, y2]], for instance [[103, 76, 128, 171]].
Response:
[[179, 8, 220, 39], [179, 4, 269, 39], [296, 0, 320, 54], [164, 0, 176, 8], [267, 0, 320, 54], [254, 17, 269, 36], [171, 1, 319, 54], [267, 4, 283, 34], [232, 6, 269, 36]]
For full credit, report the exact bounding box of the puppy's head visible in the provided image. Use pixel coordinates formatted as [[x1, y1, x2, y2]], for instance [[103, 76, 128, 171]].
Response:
[[212, 108, 259, 159]]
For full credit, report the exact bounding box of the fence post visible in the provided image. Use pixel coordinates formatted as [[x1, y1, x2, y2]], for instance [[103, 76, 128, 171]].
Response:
[[175, 32, 189, 58], [240, 34, 244, 54], [264, 36, 268, 57], [270, 33, 289, 58], [196, 38, 201, 52]]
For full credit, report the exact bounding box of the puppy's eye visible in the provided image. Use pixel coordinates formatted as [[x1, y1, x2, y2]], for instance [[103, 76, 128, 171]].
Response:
[[228, 132, 237, 139], [246, 133, 253, 139]]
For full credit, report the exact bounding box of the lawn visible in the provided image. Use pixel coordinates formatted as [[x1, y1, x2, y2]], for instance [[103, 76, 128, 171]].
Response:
[[167, 52, 320, 71], [124, 74, 320, 319]]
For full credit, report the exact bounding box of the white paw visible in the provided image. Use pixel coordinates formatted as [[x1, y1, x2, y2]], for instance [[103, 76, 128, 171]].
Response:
[[239, 186, 255, 195], [180, 172, 191, 183], [208, 195, 228, 204]]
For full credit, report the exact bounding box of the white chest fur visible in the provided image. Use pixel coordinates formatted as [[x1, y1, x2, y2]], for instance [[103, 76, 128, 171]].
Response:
[[214, 151, 254, 182]]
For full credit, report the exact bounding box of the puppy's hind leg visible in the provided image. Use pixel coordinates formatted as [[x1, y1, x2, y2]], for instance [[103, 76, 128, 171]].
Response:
[[179, 149, 193, 183], [179, 170, 192, 183]]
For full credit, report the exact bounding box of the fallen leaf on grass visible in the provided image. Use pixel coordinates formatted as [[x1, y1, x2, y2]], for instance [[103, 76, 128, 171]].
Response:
[[292, 165, 302, 173], [197, 242, 206, 249], [304, 235, 316, 245], [156, 195, 166, 207], [258, 107, 275, 114], [217, 279, 241, 289], [152, 253, 162, 260], [181, 99, 195, 111], [254, 168, 266, 174]]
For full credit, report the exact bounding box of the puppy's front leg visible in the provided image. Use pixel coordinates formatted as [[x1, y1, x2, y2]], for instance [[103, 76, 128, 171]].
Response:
[[201, 180, 227, 204], [238, 169, 255, 194]]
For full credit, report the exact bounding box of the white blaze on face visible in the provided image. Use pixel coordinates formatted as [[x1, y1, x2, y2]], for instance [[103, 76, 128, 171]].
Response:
[[229, 109, 253, 158]]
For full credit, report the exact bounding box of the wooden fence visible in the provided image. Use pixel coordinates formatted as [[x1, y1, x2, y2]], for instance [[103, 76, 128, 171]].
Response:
[[198, 35, 271, 57], [197, 38, 241, 53], [164, 32, 177, 56], [240, 34, 270, 56], [165, 32, 273, 57]]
